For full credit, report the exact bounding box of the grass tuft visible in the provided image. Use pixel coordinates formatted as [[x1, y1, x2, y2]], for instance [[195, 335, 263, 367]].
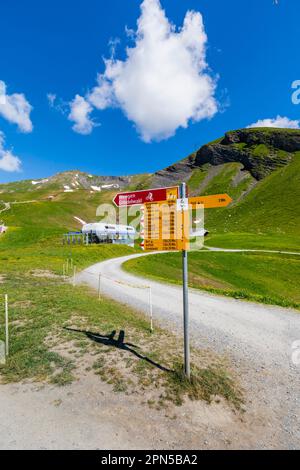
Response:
[[167, 363, 243, 409]]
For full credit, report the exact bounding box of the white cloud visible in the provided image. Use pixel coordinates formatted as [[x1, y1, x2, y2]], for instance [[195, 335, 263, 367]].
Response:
[[47, 93, 57, 108], [68, 94, 96, 135], [47, 93, 68, 115], [0, 80, 33, 133], [248, 115, 300, 129], [0, 132, 22, 172], [72, 0, 218, 142], [88, 76, 115, 111]]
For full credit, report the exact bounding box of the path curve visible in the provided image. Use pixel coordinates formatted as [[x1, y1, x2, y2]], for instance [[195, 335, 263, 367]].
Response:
[[76, 251, 300, 449], [0, 200, 38, 216], [0, 202, 10, 214]]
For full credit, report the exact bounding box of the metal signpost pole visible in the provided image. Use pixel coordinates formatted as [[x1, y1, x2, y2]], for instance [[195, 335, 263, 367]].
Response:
[[113, 187, 232, 380], [180, 183, 190, 380]]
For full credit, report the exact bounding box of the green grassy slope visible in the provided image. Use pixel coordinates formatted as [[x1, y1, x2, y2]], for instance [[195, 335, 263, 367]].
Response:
[[0, 179, 240, 405], [1, 127, 299, 311], [205, 153, 300, 235], [124, 251, 300, 310], [202, 152, 300, 250], [1, 129, 299, 249], [168, 131, 297, 250], [188, 162, 255, 202], [0, 188, 120, 247]]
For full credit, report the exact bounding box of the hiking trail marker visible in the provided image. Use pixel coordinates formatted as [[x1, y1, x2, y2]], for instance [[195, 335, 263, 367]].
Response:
[[113, 185, 232, 379], [142, 199, 190, 252], [113, 186, 179, 207], [189, 194, 233, 209]]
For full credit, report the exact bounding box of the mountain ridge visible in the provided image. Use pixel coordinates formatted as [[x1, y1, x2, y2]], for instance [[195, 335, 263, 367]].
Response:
[[1, 127, 299, 245], [1, 127, 299, 195]]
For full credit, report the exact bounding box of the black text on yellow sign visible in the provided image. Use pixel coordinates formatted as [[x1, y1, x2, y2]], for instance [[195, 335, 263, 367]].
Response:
[[143, 201, 190, 252]]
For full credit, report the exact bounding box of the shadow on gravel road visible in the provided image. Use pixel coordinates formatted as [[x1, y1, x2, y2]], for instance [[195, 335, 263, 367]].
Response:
[[64, 327, 172, 373]]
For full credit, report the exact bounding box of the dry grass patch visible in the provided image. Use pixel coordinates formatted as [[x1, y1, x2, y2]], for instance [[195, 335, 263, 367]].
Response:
[[51, 320, 243, 411], [30, 269, 61, 279], [0, 271, 242, 412]]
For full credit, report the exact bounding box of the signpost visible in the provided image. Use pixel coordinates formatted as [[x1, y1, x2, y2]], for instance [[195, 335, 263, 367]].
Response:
[[113, 186, 179, 207], [180, 183, 190, 379], [188, 194, 232, 209], [113, 186, 232, 379], [143, 200, 189, 252]]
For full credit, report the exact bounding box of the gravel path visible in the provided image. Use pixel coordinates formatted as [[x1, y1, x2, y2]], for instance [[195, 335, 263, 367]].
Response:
[[0, 202, 10, 214], [0, 373, 271, 450], [77, 252, 300, 449], [206, 246, 300, 255]]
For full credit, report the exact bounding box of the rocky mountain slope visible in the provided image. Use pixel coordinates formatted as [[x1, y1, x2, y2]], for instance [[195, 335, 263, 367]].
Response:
[[152, 127, 300, 187], [0, 128, 299, 241], [195, 128, 299, 179], [1, 127, 299, 197]]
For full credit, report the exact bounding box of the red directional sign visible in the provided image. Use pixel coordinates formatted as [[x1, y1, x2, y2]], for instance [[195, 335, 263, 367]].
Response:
[[113, 186, 179, 207]]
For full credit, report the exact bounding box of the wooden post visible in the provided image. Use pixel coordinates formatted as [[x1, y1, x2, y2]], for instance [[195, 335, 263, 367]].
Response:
[[73, 266, 77, 286], [98, 274, 101, 300], [5, 294, 9, 356], [149, 287, 153, 333]]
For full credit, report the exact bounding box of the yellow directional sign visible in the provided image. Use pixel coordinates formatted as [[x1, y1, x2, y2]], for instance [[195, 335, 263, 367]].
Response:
[[143, 201, 190, 252], [139, 187, 233, 379], [140, 193, 233, 252], [188, 194, 232, 209], [139, 185, 233, 381]]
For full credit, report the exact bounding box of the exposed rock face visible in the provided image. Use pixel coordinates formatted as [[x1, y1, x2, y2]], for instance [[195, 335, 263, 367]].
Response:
[[195, 128, 300, 180], [152, 155, 195, 187], [2, 128, 299, 195], [49, 171, 136, 190], [222, 128, 300, 151]]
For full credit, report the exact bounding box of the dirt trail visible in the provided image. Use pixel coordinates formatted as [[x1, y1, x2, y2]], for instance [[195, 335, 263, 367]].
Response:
[[0, 199, 39, 216], [1, 252, 299, 449], [0, 370, 289, 450], [206, 246, 300, 255], [76, 252, 300, 449], [0, 202, 10, 214]]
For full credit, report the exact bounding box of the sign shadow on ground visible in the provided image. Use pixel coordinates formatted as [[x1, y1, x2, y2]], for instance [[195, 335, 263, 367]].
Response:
[[64, 327, 172, 373]]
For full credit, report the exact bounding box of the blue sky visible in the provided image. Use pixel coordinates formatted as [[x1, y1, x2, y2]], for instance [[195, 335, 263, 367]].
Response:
[[0, 0, 299, 182]]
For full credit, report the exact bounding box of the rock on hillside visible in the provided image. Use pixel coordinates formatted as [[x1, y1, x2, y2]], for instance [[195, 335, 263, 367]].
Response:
[[0, 170, 150, 195], [50, 171, 133, 191], [151, 155, 195, 188], [195, 128, 300, 180], [150, 128, 300, 189], [1, 128, 299, 197]]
